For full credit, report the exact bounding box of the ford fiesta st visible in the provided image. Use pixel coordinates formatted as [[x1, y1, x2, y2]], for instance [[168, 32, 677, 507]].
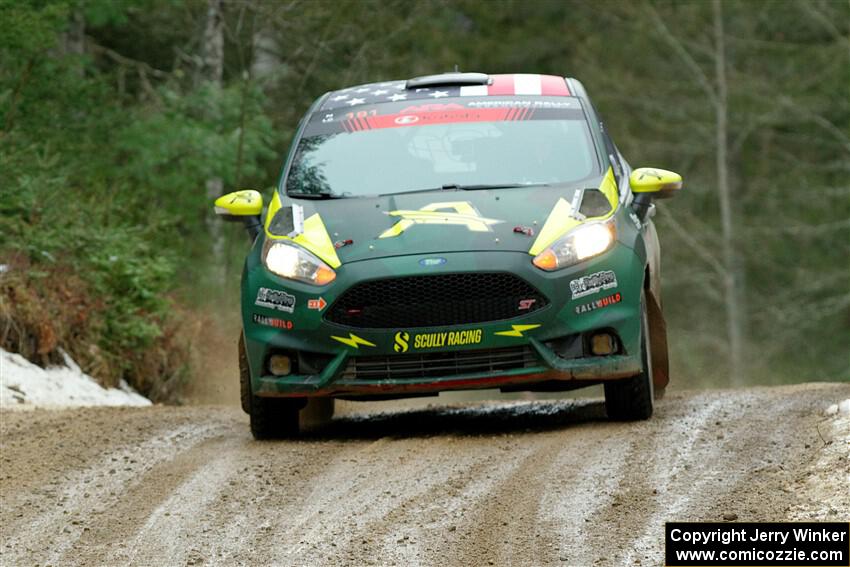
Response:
[[215, 72, 683, 439]]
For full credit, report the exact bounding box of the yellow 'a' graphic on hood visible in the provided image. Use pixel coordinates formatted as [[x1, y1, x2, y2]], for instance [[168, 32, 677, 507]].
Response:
[[379, 201, 502, 238]]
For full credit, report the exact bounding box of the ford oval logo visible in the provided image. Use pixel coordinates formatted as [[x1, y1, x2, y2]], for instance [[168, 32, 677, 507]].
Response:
[[419, 257, 447, 267]]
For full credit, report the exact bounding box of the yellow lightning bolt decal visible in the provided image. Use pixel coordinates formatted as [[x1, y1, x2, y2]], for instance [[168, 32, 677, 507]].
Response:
[[330, 333, 376, 348], [494, 324, 541, 337]]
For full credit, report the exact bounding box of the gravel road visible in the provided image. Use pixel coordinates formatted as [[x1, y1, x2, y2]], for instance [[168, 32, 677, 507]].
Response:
[[1, 382, 848, 566]]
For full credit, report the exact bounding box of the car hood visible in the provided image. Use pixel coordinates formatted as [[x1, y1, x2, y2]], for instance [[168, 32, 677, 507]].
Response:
[[272, 173, 614, 265]]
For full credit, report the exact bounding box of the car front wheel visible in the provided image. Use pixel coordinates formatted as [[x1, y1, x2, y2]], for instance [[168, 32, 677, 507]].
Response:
[[604, 289, 654, 420]]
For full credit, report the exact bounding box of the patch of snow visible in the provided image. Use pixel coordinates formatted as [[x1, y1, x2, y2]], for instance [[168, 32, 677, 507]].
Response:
[[825, 404, 838, 416], [0, 348, 151, 409], [839, 399, 850, 416]]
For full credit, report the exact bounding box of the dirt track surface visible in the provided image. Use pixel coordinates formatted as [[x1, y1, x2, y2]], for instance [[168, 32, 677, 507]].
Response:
[[1, 383, 848, 567]]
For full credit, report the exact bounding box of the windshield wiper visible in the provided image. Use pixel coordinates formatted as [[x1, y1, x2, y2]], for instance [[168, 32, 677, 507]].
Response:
[[286, 191, 345, 200], [450, 182, 551, 191], [379, 182, 550, 197]]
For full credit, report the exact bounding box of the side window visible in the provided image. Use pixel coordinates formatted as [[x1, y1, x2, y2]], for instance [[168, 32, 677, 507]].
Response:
[[599, 121, 623, 183], [588, 101, 623, 184]]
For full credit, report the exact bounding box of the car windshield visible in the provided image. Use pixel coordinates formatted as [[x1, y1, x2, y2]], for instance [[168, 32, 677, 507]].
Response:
[[284, 97, 599, 198]]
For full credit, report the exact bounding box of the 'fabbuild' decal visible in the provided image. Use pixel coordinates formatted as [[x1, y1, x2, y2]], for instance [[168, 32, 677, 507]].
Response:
[[393, 329, 483, 353], [379, 202, 501, 239], [575, 292, 622, 315]]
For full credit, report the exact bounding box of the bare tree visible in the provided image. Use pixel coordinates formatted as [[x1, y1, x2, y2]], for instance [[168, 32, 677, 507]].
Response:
[[644, 1, 747, 384], [712, 0, 745, 385], [202, 0, 226, 269]]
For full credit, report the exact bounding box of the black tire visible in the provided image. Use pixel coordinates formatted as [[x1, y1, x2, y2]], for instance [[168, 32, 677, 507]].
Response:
[[239, 335, 335, 439], [249, 394, 301, 440], [249, 396, 335, 440], [238, 333, 251, 414], [604, 290, 654, 420]]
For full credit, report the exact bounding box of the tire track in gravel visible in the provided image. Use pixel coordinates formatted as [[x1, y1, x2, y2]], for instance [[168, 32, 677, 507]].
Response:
[[1, 383, 846, 567], [439, 430, 567, 567], [538, 425, 634, 566], [365, 437, 541, 566], [612, 396, 728, 566], [250, 436, 503, 566], [2, 418, 231, 566], [72, 435, 252, 566]]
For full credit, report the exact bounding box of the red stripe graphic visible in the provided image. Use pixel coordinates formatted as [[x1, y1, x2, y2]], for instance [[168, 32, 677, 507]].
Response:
[[540, 75, 570, 96]]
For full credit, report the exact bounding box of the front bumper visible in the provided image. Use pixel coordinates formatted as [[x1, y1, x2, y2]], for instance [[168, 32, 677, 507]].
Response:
[[242, 244, 645, 398]]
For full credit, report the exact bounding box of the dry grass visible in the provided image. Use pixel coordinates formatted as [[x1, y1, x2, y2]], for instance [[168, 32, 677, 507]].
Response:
[[0, 255, 191, 403]]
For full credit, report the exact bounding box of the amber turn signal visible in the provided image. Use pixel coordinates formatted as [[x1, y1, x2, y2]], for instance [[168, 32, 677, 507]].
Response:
[[532, 249, 558, 271]]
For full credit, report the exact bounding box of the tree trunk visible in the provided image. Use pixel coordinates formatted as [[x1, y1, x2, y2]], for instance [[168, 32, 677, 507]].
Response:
[[713, 0, 746, 385], [202, 0, 225, 270]]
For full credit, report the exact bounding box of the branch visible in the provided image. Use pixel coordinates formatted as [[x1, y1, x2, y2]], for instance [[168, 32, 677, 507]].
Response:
[[746, 218, 850, 237], [797, 0, 850, 53], [656, 203, 727, 278], [642, 1, 718, 108], [86, 38, 171, 79], [781, 99, 850, 154]]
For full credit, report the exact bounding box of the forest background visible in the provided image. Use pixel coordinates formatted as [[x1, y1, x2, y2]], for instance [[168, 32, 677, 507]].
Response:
[[1, 0, 847, 402]]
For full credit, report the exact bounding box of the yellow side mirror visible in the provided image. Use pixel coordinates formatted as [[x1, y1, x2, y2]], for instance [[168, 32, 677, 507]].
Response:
[[214, 190, 264, 218], [629, 168, 683, 199]]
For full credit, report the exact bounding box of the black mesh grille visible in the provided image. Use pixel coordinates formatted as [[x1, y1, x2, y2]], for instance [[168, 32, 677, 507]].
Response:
[[325, 272, 548, 329], [342, 346, 538, 380]]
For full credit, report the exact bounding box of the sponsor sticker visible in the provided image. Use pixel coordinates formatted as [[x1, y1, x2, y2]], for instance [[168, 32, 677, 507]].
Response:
[[252, 314, 294, 330], [629, 212, 642, 231], [307, 297, 327, 311], [393, 329, 483, 353], [393, 331, 410, 353], [574, 292, 622, 315], [518, 298, 537, 310], [255, 287, 296, 313], [569, 270, 618, 300]]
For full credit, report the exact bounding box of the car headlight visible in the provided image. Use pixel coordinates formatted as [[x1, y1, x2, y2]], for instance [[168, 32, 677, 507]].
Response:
[[262, 240, 336, 285], [532, 220, 616, 271]]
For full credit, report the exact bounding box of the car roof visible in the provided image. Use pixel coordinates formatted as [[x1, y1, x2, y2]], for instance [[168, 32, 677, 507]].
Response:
[[318, 73, 574, 112]]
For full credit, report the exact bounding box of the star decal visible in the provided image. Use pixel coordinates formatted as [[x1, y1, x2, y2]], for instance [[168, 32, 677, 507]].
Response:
[[331, 94, 349, 101], [371, 89, 388, 95], [346, 98, 366, 106], [429, 90, 449, 98], [354, 87, 370, 93], [387, 93, 407, 102]]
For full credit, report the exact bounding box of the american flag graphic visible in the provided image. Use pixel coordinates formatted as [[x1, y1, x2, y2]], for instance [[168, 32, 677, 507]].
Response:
[[321, 74, 571, 112]]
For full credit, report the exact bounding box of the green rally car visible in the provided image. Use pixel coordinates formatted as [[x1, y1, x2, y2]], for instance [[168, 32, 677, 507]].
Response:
[[214, 72, 683, 439]]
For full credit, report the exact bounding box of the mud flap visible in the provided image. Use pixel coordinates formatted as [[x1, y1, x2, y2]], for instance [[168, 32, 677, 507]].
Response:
[[646, 290, 670, 391]]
